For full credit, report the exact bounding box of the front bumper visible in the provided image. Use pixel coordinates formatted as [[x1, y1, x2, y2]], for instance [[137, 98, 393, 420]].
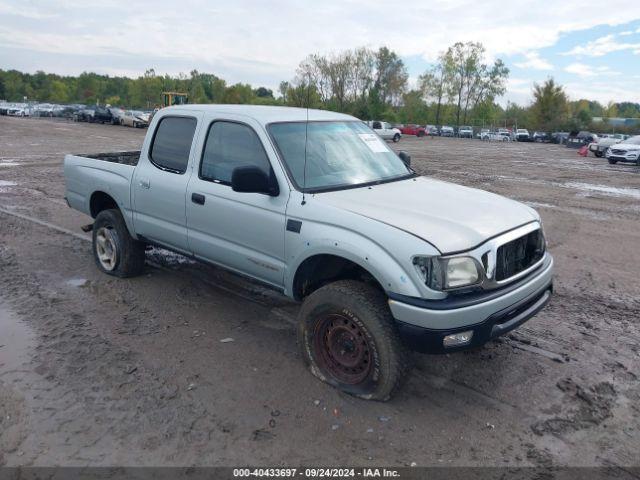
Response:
[[388, 254, 554, 353], [607, 153, 639, 162]]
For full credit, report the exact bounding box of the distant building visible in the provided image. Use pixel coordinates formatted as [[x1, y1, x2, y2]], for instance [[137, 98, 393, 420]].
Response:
[[592, 117, 640, 127]]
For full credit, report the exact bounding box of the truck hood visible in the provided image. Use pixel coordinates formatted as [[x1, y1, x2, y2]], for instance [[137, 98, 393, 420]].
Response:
[[316, 176, 538, 254]]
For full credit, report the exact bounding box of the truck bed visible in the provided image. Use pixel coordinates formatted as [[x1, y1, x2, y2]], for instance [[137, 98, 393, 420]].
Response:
[[64, 152, 139, 224], [82, 151, 141, 166]]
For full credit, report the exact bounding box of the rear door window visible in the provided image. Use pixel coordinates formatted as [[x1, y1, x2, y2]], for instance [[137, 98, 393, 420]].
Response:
[[149, 116, 197, 174]]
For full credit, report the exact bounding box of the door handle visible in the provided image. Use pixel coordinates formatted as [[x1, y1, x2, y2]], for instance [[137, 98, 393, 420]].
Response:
[[139, 178, 150, 189], [191, 193, 205, 205]]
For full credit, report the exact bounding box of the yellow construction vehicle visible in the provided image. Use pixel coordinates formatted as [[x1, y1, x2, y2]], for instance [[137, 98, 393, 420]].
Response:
[[162, 92, 188, 107]]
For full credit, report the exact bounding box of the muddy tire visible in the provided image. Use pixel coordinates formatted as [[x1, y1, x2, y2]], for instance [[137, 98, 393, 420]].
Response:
[[608, 158, 618, 164], [92, 209, 145, 278], [298, 280, 411, 401]]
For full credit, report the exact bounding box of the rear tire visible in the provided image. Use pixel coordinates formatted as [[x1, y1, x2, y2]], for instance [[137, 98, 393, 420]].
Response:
[[92, 209, 145, 278], [594, 151, 603, 158], [298, 280, 412, 401], [393, 133, 400, 143]]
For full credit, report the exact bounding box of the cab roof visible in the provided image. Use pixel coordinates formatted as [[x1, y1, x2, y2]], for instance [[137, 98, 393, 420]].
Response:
[[162, 104, 358, 125]]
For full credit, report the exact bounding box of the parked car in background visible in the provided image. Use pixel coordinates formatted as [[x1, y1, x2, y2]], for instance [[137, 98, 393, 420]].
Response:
[[92, 106, 115, 124], [476, 128, 490, 139], [121, 110, 150, 128], [367, 120, 402, 142], [425, 125, 439, 136], [399, 124, 426, 137], [481, 130, 511, 141], [74, 107, 95, 122], [33, 104, 55, 117], [605, 135, 640, 165], [551, 132, 570, 144], [566, 131, 598, 149], [532, 131, 549, 142], [458, 126, 473, 138], [109, 108, 126, 125], [64, 104, 553, 400], [440, 125, 454, 137], [55, 105, 82, 119], [515, 129, 531, 142], [589, 136, 622, 158], [7, 106, 30, 117], [497, 128, 511, 139]]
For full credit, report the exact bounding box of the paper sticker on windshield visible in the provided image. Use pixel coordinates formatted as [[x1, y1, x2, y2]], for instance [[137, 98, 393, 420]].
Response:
[[358, 133, 388, 153]]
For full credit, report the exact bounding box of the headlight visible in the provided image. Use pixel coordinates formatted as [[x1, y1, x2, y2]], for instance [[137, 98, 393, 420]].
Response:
[[412, 255, 482, 291]]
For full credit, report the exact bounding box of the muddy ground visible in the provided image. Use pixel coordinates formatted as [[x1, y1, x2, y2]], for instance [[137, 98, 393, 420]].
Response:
[[0, 117, 638, 470]]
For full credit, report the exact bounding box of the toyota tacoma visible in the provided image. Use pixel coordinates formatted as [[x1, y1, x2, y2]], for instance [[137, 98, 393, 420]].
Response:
[[64, 105, 554, 400]]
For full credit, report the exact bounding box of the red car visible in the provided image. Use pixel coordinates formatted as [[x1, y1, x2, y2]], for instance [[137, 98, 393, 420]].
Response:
[[399, 124, 426, 137]]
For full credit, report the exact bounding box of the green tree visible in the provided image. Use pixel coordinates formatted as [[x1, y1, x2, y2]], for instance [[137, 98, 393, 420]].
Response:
[[440, 41, 509, 127], [373, 47, 408, 106], [254, 86, 274, 98], [223, 83, 255, 104], [529, 78, 569, 132], [419, 63, 449, 126]]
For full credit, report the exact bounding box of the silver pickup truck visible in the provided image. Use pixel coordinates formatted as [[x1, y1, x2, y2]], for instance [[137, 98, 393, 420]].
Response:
[[64, 105, 553, 400]]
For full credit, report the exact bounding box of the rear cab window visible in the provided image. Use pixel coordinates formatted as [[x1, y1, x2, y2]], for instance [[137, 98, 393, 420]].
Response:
[[149, 116, 197, 174]]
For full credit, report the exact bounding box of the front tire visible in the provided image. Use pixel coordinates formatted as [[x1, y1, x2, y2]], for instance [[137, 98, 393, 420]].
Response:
[[298, 280, 411, 401], [608, 159, 618, 164], [595, 151, 603, 158], [92, 209, 145, 278]]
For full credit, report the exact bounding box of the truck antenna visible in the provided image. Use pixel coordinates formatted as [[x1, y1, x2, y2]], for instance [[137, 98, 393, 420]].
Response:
[[301, 74, 311, 206]]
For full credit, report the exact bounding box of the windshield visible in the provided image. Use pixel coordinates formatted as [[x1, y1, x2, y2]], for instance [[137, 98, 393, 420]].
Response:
[[269, 121, 412, 192], [625, 135, 640, 145]]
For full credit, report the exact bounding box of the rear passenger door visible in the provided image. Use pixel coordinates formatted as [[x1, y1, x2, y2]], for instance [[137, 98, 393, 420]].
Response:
[[186, 118, 288, 287], [132, 114, 199, 254]]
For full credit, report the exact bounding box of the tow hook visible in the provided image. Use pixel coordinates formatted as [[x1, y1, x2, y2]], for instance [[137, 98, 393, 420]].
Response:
[[81, 223, 94, 232]]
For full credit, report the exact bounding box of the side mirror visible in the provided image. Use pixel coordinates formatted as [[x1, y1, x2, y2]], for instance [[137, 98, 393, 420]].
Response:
[[398, 151, 411, 167], [231, 166, 279, 196]]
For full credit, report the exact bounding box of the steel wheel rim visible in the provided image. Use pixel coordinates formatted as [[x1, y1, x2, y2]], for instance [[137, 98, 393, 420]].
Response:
[[313, 313, 373, 385], [95, 227, 117, 271]]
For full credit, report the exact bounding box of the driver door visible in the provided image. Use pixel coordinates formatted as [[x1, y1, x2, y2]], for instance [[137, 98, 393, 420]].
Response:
[[186, 117, 288, 287]]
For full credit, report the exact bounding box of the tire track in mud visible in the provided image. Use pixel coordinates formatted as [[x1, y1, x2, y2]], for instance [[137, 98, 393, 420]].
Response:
[[0, 231, 237, 466]]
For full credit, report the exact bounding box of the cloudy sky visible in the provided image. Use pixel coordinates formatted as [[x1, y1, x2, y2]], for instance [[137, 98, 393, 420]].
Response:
[[1, 0, 640, 106]]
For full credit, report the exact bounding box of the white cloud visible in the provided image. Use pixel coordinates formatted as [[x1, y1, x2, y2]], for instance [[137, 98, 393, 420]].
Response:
[[0, 0, 639, 79], [563, 33, 640, 56], [565, 63, 621, 77], [564, 80, 640, 103], [514, 51, 553, 70], [0, 0, 639, 109]]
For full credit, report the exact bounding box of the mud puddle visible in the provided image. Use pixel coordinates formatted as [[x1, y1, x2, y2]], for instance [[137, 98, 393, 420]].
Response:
[[0, 303, 35, 375]]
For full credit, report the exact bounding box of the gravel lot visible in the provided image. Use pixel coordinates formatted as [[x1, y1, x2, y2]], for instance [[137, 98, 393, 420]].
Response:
[[0, 117, 638, 471]]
